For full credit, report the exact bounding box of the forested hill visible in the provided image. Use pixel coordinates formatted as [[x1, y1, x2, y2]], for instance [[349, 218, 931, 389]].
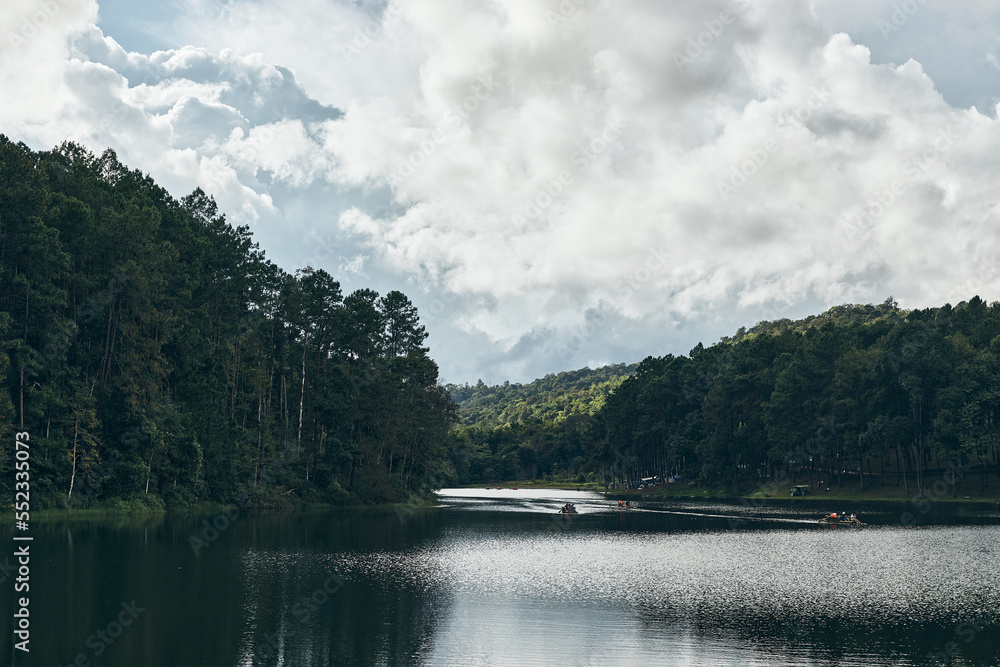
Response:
[[446, 363, 636, 426], [0, 137, 455, 509], [447, 298, 1000, 498], [723, 299, 907, 344], [443, 364, 635, 483]]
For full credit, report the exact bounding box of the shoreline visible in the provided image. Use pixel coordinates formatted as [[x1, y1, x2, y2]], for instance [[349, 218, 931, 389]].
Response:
[[462, 481, 1000, 504]]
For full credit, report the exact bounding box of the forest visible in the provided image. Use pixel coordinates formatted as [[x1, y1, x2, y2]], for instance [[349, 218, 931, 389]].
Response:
[[445, 364, 635, 482], [0, 137, 455, 509], [6, 136, 1000, 509], [451, 299, 1000, 498]]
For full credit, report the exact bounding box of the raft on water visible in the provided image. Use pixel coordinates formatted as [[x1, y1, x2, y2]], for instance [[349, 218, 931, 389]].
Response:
[[818, 512, 864, 526]]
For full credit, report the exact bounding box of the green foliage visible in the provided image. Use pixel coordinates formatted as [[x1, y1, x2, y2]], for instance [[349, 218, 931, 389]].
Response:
[[595, 298, 1000, 496], [451, 297, 1000, 499], [444, 364, 636, 482], [0, 137, 455, 508], [447, 363, 637, 425]]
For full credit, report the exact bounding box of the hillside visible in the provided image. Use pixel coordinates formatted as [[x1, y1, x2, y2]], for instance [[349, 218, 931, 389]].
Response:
[[446, 363, 636, 426], [0, 138, 454, 509], [446, 297, 1000, 500], [444, 364, 635, 484]]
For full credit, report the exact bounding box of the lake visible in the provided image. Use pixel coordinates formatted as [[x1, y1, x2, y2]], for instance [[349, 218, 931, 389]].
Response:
[[4, 488, 1000, 666]]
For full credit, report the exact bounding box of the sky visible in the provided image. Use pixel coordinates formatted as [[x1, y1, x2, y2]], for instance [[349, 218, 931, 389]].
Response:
[[3, 0, 1000, 385]]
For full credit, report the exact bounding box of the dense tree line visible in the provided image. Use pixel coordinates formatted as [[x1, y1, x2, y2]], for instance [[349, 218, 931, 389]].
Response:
[[445, 364, 635, 482], [0, 137, 455, 509], [598, 297, 1000, 495], [451, 299, 1000, 497]]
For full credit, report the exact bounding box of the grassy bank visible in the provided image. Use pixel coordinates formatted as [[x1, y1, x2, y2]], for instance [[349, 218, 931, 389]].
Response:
[[3, 493, 440, 523]]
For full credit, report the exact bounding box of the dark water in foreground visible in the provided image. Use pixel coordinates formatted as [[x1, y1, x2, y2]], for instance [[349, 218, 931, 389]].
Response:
[[3, 489, 1000, 666]]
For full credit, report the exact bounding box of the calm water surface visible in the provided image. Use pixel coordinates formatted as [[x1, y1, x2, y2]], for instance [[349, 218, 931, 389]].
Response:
[[4, 489, 1000, 666]]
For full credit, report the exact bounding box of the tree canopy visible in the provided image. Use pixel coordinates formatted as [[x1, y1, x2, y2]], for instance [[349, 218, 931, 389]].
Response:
[[0, 137, 455, 509]]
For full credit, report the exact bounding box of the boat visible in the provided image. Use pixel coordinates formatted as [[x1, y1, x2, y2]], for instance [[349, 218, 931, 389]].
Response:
[[818, 512, 863, 526], [559, 503, 578, 514]]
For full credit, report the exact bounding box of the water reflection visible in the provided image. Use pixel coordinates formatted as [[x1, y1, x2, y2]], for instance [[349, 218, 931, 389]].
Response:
[[3, 492, 999, 666]]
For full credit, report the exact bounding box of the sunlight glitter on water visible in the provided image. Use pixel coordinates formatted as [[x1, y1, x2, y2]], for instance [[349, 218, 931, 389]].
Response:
[[232, 491, 1000, 666]]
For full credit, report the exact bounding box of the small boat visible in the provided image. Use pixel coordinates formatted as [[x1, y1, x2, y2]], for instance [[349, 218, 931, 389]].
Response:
[[559, 503, 578, 514], [818, 512, 863, 526]]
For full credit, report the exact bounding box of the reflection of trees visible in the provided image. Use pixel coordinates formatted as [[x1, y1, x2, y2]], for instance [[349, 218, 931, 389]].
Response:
[[234, 511, 447, 667], [629, 604, 1000, 666]]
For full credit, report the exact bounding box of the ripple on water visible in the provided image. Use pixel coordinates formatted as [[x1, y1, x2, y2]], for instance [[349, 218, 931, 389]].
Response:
[[324, 526, 1000, 627]]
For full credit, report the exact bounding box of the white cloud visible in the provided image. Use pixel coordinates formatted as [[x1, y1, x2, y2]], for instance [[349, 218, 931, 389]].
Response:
[[293, 0, 1000, 362], [7, 0, 1000, 382]]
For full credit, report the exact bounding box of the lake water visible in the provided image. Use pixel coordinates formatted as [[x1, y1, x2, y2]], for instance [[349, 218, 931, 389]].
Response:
[[4, 489, 1000, 666]]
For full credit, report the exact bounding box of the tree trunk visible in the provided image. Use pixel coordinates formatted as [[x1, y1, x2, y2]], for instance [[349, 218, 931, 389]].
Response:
[[894, 447, 900, 487], [281, 373, 289, 460], [145, 432, 158, 494], [859, 453, 865, 492], [68, 419, 79, 502], [296, 348, 306, 456], [916, 403, 925, 498], [899, 445, 909, 495]]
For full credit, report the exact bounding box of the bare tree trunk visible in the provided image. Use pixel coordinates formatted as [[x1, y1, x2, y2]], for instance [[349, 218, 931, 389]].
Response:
[[68, 420, 79, 502], [297, 348, 306, 456], [255, 394, 264, 489], [145, 432, 158, 494], [899, 445, 909, 495], [281, 373, 289, 460]]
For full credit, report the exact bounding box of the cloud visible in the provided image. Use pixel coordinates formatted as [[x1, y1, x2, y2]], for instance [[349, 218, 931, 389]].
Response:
[[2, 5, 344, 227], [7, 0, 1000, 383], [295, 0, 998, 362]]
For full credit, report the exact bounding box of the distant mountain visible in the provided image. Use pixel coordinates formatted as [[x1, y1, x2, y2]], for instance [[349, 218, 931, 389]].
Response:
[[446, 363, 637, 427]]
